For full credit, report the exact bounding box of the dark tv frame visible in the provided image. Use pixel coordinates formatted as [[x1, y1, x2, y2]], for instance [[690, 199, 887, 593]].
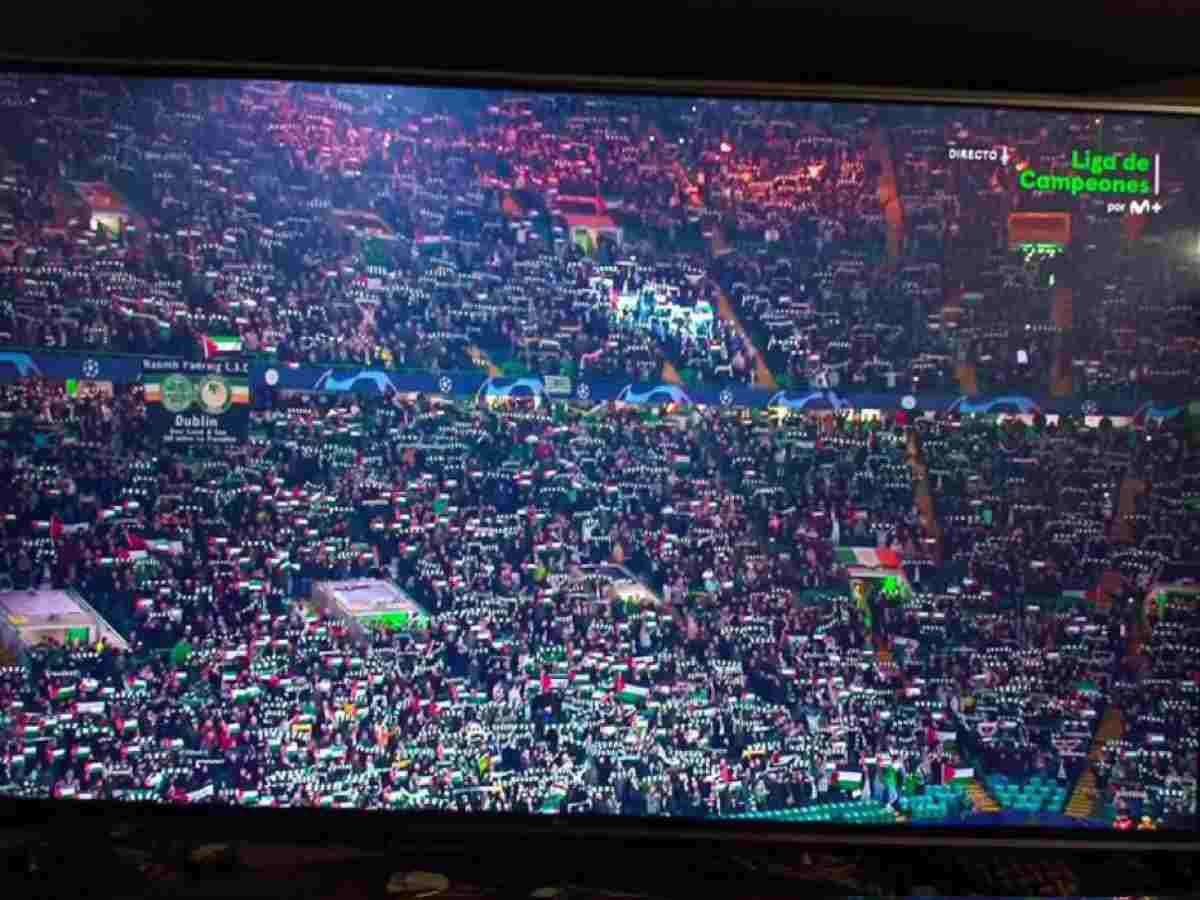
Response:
[[0, 55, 1196, 854]]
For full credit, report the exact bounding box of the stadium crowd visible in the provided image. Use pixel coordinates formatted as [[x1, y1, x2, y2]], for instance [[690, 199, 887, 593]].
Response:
[[0, 376, 1193, 827], [0, 74, 1196, 828], [1, 77, 1198, 398]]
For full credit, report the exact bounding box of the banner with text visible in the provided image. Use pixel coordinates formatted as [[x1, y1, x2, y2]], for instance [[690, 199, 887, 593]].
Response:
[[0, 350, 1162, 417], [145, 370, 251, 447]]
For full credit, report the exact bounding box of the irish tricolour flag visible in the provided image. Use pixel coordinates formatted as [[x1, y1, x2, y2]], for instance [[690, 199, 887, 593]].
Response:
[[201, 334, 243, 358], [835, 546, 902, 568]]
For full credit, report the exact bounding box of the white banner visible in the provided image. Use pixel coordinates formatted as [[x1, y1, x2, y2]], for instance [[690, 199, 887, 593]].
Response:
[[543, 375, 571, 396], [187, 783, 215, 802], [1116, 788, 1148, 803]]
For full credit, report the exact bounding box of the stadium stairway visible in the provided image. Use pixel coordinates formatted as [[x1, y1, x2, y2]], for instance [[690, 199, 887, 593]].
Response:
[[1050, 288, 1075, 398], [1065, 770, 1100, 820], [1128, 616, 1150, 659], [1091, 707, 1125, 762], [1050, 348, 1074, 398], [713, 285, 778, 391], [954, 362, 979, 397], [965, 778, 1002, 813], [467, 345, 502, 378], [660, 360, 685, 386], [868, 129, 905, 262], [1089, 570, 1125, 613], [1065, 706, 1125, 820], [1110, 476, 1147, 544], [905, 429, 945, 563]]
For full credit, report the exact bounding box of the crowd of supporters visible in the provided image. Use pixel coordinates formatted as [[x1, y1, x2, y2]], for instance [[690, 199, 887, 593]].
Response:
[[0, 74, 1196, 827], [890, 108, 1200, 402], [1, 77, 1197, 398], [0, 376, 1193, 826]]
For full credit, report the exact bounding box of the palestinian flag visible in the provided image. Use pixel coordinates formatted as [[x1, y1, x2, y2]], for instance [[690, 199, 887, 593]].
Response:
[[232, 686, 261, 704], [237, 790, 260, 806], [835, 546, 902, 568], [617, 685, 650, 706], [837, 771, 864, 790], [946, 766, 974, 786], [52, 684, 77, 703], [201, 334, 243, 358]]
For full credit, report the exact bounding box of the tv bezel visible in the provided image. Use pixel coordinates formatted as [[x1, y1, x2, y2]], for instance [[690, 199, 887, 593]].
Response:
[[0, 54, 1195, 853]]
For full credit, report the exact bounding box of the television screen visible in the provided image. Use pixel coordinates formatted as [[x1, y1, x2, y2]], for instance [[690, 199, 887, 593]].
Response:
[[0, 70, 1196, 840]]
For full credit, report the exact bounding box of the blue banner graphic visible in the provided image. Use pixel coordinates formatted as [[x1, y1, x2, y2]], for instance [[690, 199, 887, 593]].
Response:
[[0, 349, 1172, 417]]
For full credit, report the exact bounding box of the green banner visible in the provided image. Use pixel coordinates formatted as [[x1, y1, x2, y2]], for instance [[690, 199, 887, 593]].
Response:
[[362, 611, 424, 631]]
